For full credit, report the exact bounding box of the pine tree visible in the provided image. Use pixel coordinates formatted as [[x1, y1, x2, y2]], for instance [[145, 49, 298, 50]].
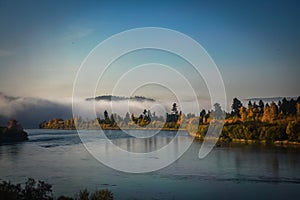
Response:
[[232, 98, 242, 116]]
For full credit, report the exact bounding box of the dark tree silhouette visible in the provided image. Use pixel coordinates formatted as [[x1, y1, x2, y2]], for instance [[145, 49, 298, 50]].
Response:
[[231, 98, 242, 116], [104, 110, 109, 120], [259, 100, 264, 110], [171, 103, 178, 114]]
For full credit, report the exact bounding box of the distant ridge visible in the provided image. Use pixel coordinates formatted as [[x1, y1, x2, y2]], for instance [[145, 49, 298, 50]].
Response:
[[86, 95, 155, 102], [243, 96, 298, 103]]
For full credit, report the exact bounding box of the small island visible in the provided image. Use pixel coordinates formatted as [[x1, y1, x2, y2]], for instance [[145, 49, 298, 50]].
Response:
[[0, 119, 28, 143]]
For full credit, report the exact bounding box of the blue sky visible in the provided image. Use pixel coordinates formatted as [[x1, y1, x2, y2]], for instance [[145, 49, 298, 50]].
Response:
[[0, 0, 299, 102]]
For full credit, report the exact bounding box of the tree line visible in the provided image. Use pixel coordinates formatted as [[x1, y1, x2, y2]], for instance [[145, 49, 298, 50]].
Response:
[[39, 97, 300, 143], [195, 97, 300, 143]]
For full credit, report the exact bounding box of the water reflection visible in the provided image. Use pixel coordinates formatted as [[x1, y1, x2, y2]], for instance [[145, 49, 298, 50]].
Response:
[[271, 156, 279, 178], [110, 130, 178, 153], [0, 143, 24, 160], [1, 130, 300, 199]]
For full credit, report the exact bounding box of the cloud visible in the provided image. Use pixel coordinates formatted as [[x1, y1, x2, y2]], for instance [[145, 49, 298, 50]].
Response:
[[0, 92, 212, 128], [0, 93, 168, 128], [0, 93, 72, 128], [86, 95, 155, 102]]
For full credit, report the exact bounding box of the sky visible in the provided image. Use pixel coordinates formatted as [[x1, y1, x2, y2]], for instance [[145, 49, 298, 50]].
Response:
[[0, 0, 299, 104]]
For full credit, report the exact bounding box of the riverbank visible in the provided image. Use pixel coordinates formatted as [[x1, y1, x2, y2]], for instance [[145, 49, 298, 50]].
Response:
[[190, 133, 300, 146]]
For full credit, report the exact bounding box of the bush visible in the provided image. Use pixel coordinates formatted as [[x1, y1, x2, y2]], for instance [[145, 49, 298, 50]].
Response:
[[0, 179, 114, 200], [0, 178, 52, 200]]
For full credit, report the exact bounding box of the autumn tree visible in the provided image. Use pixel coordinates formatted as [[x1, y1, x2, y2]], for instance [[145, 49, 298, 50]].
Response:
[[262, 102, 278, 122], [239, 106, 247, 122]]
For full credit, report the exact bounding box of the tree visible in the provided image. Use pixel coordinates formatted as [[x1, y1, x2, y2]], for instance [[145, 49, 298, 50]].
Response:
[[280, 98, 288, 115], [213, 103, 223, 119], [258, 100, 264, 112], [171, 103, 178, 114], [253, 102, 258, 109], [248, 101, 252, 109], [143, 109, 147, 117], [104, 110, 109, 120], [200, 109, 206, 118], [90, 189, 113, 200], [269, 102, 279, 120], [288, 98, 297, 115], [262, 102, 278, 122], [78, 189, 89, 200], [124, 112, 130, 125], [147, 110, 152, 120], [239, 106, 247, 122], [231, 98, 242, 116], [110, 114, 116, 126], [286, 121, 300, 141], [199, 109, 206, 124]]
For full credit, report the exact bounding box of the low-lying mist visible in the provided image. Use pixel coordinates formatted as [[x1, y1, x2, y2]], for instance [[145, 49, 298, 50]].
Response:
[[0, 93, 212, 128]]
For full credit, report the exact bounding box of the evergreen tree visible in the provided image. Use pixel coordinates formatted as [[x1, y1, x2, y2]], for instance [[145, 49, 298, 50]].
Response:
[[281, 98, 288, 115], [213, 103, 223, 119], [110, 114, 115, 126], [124, 112, 130, 125], [171, 103, 178, 114], [199, 109, 206, 124], [258, 100, 264, 112], [104, 110, 109, 120], [231, 98, 242, 116], [248, 101, 252, 108], [288, 98, 297, 115]]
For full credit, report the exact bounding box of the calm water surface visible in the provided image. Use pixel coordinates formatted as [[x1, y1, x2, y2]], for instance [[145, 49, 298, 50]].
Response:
[[0, 129, 299, 200]]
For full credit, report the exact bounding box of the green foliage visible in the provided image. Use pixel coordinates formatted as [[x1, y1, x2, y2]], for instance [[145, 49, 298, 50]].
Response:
[[286, 121, 300, 141]]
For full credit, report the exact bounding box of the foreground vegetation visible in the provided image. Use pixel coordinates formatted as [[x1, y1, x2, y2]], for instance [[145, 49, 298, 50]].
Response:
[[0, 178, 113, 200], [39, 97, 300, 143]]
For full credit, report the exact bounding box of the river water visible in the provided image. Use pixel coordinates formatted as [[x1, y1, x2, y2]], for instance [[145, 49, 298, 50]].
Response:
[[0, 129, 299, 199]]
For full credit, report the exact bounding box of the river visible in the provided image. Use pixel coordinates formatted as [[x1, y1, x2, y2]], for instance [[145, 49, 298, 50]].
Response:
[[0, 129, 299, 199]]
